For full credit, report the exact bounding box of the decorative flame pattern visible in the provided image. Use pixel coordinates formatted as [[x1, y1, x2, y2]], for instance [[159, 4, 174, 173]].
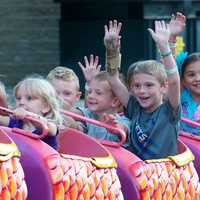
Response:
[[0, 157, 27, 200], [46, 154, 123, 200], [130, 160, 200, 199]]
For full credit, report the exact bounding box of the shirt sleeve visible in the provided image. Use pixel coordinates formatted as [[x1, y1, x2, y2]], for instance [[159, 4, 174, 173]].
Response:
[[124, 95, 138, 119]]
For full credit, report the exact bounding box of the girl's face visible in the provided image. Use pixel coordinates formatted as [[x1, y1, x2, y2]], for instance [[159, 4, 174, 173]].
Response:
[[132, 73, 166, 112], [183, 60, 200, 101], [87, 79, 118, 114], [15, 85, 50, 115]]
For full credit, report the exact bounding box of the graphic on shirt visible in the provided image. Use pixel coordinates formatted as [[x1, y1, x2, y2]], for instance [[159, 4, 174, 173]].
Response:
[[135, 122, 148, 144]]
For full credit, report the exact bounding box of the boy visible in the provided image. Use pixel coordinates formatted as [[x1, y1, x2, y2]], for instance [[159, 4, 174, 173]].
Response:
[[47, 66, 82, 111], [77, 70, 130, 144], [105, 20, 180, 160]]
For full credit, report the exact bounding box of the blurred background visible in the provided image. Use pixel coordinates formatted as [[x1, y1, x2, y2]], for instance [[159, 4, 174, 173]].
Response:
[[0, 0, 199, 94]]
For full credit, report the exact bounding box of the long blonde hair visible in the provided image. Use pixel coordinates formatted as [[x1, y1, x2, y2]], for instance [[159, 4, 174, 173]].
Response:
[[14, 76, 63, 125]]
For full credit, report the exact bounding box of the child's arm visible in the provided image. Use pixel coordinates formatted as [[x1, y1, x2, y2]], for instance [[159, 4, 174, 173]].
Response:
[[102, 113, 128, 135], [168, 12, 186, 56], [104, 20, 130, 107], [78, 54, 101, 84], [148, 21, 180, 109]]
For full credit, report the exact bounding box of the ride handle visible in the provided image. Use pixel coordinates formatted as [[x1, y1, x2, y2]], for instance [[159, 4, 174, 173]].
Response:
[[0, 106, 48, 139], [60, 110, 126, 147]]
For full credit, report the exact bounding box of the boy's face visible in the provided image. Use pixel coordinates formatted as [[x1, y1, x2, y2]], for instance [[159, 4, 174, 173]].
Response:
[[132, 73, 166, 112], [50, 78, 81, 108], [183, 60, 200, 100], [87, 79, 117, 114]]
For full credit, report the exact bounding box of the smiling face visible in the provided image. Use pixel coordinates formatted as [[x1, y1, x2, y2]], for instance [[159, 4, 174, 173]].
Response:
[[15, 85, 50, 115], [183, 60, 200, 102], [50, 78, 81, 107], [132, 73, 166, 112], [87, 79, 118, 114]]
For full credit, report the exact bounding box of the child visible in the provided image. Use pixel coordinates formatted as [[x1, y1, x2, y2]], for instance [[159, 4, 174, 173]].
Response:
[[105, 20, 180, 160], [47, 66, 82, 111], [0, 81, 8, 108], [76, 71, 130, 144], [0, 76, 63, 150], [180, 53, 200, 135]]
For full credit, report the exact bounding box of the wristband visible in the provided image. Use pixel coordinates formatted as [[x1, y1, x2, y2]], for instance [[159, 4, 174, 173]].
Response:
[[165, 67, 178, 76], [160, 51, 172, 58], [169, 42, 176, 49]]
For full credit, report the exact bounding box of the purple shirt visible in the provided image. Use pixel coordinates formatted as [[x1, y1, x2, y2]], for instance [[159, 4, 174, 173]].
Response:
[[8, 117, 58, 150]]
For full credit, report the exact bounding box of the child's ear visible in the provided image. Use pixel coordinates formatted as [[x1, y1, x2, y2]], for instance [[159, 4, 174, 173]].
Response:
[[76, 91, 82, 101], [161, 81, 168, 95], [41, 101, 51, 115], [111, 97, 121, 108]]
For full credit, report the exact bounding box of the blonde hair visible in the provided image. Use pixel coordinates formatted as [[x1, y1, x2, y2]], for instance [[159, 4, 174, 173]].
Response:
[[47, 66, 80, 90], [14, 77, 63, 125], [0, 81, 7, 107], [128, 60, 167, 86]]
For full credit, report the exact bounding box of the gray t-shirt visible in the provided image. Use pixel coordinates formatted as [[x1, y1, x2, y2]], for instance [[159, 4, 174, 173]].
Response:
[[124, 95, 180, 160], [78, 107, 130, 145]]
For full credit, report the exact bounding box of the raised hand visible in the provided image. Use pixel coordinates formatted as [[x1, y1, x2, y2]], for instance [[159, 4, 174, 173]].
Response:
[[148, 20, 170, 51], [169, 12, 186, 38], [104, 20, 122, 53], [78, 54, 101, 83], [102, 113, 118, 127]]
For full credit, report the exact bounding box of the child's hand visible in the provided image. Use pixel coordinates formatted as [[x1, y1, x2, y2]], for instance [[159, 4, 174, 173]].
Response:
[[148, 21, 170, 51], [12, 107, 29, 120], [169, 12, 186, 38], [78, 55, 101, 83], [104, 20, 122, 53], [102, 113, 118, 127]]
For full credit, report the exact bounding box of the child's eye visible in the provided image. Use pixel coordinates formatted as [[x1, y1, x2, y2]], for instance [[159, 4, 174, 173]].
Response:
[[88, 89, 92, 94], [187, 73, 195, 77], [134, 84, 140, 88], [26, 96, 33, 101], [16, 97, 21, 101], [96, 91, 102, 95], [63, 91, 71, 96], [146, 83, 154, 87]]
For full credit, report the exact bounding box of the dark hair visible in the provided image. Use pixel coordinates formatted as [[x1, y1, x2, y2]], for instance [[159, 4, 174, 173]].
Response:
[[182, 52, 200, 77]]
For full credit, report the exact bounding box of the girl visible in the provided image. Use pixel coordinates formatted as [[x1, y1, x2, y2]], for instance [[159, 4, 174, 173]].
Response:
[[0, 76, 63, 149], [180, 53, 200, 135]]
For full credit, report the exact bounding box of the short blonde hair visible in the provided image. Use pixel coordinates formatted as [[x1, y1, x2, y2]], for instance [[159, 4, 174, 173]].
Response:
[[14, 77, 63, 125], [47, 66, 80, 90], [128, 60, 167, 86]]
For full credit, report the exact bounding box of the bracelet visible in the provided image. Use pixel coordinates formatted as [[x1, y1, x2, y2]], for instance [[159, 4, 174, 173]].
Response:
[[160, 51, 172, 58], [165, 67, 178, 76], [169, 42, 176, 49]]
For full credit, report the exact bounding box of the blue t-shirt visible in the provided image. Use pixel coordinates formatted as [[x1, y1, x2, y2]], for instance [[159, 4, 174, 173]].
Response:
[[181, 88, 200, 135], [78, 107, 130, 146], [8, 117, 58, 150], [124, 95, 180, 160]]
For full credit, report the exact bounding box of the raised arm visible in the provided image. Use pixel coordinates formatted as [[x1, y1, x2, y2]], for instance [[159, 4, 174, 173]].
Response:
[[148, 21, 180, 109], [104, 20, 130, 107], [168, 12, 186, 56]]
